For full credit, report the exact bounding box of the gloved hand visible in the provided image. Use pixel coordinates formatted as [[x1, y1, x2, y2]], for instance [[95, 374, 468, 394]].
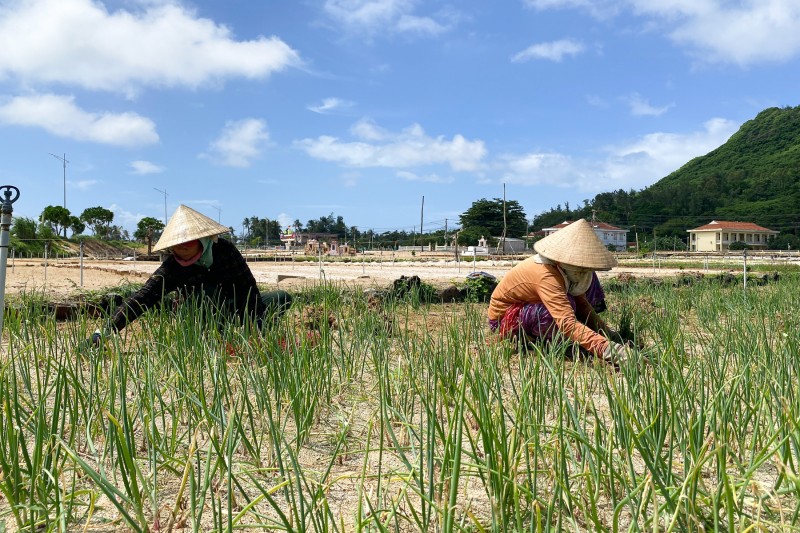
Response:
[[79, 329, 104, 350], [604, 328, 645, 350], [602, 341, 635, 365], [604, 328, 626, 345]]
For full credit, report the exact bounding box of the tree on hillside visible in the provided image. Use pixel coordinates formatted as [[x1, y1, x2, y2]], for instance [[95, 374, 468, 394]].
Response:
[[37, 223, 57, 244], [41, 205, 71, 237], [69, 216, 86, 236], [12, 217, 38, 240], [459, 198, 527, 238], [134, 217, 165, 255], [80, 206, 114, 238], [106, 225, 128, 241], [769, 234, 800, 250]]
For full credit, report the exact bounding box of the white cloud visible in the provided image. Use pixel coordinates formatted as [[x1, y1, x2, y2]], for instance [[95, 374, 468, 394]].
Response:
[[525, 0, 591, 6], [323, 0, 451, 37], [501, 152, 585, 188], [396, 170, 455, 183], [202, 118, 269, 167], [660, 0, 800, 65], [350, 118, 389, 141], [501, 117, 739, 191], [72, 179, 99, 190], [276, 213, 295, 229], [307, 97, 355, 114], [626, 93, 674, 116], [0, 0, 301, 94], [0, 93, 158, 146], [396, 14, 448, 34], [296, 119, 486, 172], [529, 0, 800, 65], [601, 117, 739, 186], [586, 94, 610, 108], [340, 171, 360, 187], [130, 160, 164, 174], [512, 39, 585, 62], [109, 203, 147, 229], [523, 0, 619, 18]]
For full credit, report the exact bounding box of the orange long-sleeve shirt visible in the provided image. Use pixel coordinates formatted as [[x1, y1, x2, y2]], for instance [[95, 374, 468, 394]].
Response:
[[488, 256, 609, 355]]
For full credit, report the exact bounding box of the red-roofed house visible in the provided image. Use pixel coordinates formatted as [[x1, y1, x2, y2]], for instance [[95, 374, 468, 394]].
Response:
[[686, 220, 778, 252], [542, 220, 628, 251]]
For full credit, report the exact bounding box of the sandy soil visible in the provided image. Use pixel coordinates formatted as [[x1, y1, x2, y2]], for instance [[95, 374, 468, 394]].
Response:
[[3, 256, 716, 299]]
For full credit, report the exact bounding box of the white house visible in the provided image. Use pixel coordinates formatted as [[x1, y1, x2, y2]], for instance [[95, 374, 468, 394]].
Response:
[[687, 220, 778, 252], [543, 220, 628, 251], [493, 237, 527, 254]]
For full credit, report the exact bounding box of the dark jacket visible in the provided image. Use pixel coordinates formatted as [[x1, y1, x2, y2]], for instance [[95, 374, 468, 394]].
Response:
[[110, 238, 264, 331]]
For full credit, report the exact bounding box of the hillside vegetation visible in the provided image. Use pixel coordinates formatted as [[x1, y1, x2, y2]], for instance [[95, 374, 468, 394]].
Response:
[[535, 105, 800, 240]]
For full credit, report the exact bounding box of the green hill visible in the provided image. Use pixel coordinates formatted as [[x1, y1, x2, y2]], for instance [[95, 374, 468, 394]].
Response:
[[535, 105, 800, 244]]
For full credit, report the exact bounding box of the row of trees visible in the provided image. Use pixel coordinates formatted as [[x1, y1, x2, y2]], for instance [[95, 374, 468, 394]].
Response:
[[22, 192, 800, 254], [232, 201, 530, 250], [29, 198, 529, 254], [39, 205, 117, 238]]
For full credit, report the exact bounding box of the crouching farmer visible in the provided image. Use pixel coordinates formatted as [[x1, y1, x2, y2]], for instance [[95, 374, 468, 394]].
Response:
[[487, 219, 631, 364], [88, 205, 292, 345]]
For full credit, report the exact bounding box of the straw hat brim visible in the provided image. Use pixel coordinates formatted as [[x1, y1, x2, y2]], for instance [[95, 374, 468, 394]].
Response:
[[152, 205, 230, 252], [533, 219, 617, 270]]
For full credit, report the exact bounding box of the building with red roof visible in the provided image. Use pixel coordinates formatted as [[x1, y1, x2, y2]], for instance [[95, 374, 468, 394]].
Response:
[[686, 220, 778, 252]]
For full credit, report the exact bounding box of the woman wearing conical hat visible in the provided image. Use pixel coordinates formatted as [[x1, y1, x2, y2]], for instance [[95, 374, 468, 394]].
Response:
[[488, 219, 632, 364], [95, 205, 291, 340]]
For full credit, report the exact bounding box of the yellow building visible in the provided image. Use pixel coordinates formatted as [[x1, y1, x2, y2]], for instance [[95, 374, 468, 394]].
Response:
[[687, 220, 778, 252]]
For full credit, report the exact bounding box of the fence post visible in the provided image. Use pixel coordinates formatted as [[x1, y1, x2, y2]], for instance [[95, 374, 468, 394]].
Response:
[[80, 240, 84, 288], [743, 249, 747, 291]]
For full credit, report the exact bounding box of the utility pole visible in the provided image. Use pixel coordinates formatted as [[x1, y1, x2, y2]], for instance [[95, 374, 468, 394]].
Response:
[[153, 188, 168, 224], [499, 184, 507, 255], [420, 196, 424, 250], [526, 218, 531, 250], [212, 205, 221, 223], [49, 152, 68, 210], [49, 152, 69, 237], [653, 228, 657, 253]]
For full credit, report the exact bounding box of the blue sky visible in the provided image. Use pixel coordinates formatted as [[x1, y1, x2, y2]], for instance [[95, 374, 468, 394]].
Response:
[[2, 0, 799, 237]]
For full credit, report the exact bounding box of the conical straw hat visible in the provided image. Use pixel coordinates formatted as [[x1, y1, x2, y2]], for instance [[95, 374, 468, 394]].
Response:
[[533, 219, 617, 270], [152, 205, 230, 252]]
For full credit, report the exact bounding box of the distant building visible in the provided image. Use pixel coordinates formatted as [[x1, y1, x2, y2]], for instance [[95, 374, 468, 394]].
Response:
[[492, 237, 527, 254], [543, 220, 628, 251], [296, 232, 338, 246], [687, 220, 778, 252]]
